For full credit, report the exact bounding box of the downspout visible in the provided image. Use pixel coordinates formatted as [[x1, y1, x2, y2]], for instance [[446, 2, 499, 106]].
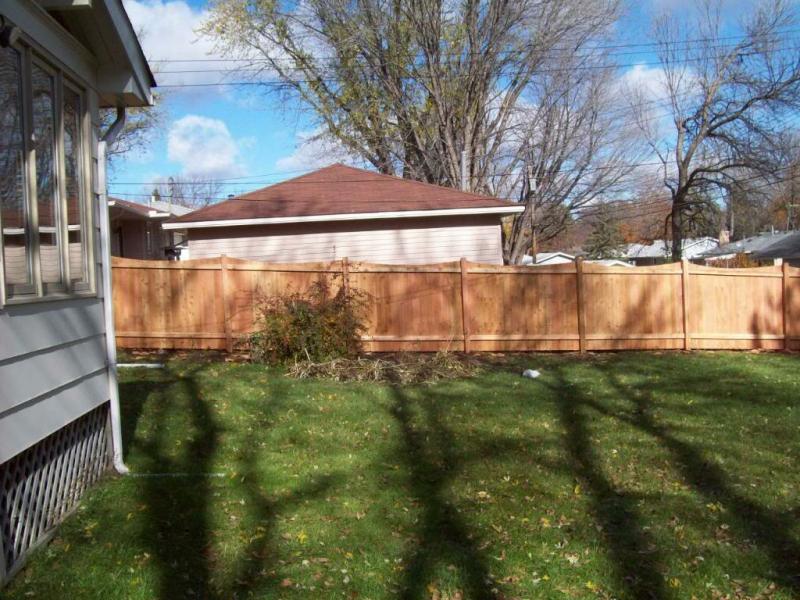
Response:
[[99, 107, 128, 474]]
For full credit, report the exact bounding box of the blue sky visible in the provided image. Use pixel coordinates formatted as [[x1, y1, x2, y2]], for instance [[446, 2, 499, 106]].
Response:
[[109, 0, 744, 203]]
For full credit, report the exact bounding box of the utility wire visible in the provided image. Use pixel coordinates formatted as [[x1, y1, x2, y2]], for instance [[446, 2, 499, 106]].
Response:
[[146, 28, 800, 64], [108, 169, 800, 207], [151, 50, 771, 87]]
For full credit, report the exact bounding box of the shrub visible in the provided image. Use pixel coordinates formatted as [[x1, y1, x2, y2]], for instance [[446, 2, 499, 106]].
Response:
[[249, 278, 368, 364]]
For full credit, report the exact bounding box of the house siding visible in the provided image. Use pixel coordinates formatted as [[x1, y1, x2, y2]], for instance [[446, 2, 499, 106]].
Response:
[[0, 2, 110, 465], [187, 215, 505, 265]]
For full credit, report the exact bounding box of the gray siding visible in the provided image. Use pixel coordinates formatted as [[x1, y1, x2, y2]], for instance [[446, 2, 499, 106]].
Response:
[[0, 299, 108, 463], [1, 2, 111, 465], [187, 215, 505, 265]]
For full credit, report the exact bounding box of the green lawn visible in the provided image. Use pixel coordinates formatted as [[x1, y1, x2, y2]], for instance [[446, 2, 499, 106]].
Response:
[[4, 352, 800, 599]]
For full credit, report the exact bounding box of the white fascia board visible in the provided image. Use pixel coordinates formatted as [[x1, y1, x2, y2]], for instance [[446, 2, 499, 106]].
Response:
[[162, 205, 525, 230], [108, 200, 172, 219]]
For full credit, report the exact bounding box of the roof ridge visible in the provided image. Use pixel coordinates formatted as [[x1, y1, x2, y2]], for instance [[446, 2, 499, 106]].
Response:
[[172, 167, 340, 221], [236, 163, 514, 206], [334, 163, 511, 204], [236, 164, 342, 200]]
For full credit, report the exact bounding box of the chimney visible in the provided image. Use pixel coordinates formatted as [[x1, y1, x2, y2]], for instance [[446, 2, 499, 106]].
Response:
[[719, 229, 730, 245]]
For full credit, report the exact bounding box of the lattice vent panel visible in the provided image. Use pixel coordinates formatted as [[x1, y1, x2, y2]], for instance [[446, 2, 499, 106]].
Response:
[[0, 404, 111, 582]]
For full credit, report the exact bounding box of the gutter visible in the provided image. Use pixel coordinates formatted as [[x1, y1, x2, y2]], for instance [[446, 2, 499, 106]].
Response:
[[162, 205, 525, 230], [99, 107, 129, 475]]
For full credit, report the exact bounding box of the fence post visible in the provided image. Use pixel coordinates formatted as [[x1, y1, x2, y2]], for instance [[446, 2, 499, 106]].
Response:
[[460, 257, 470, 353], [681, 258, 691, 351], [342, 257, 350, 297], [783, 261, 790, 351], [220, 255, 233, 353], [575, 257, 587, 353]]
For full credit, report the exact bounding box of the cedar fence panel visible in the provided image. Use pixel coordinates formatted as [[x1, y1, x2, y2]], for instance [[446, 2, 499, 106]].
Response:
[[582, 262, 685, 351], [349, 261, 464, 352], [111, 256, 800, 353], [786, 264, 800, 351]]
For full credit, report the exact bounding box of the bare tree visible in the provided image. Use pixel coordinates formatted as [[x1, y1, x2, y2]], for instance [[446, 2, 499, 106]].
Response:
[[151, 176, 224, 209], [101, 97, 166, 168], [503, 65, 646, 263], [202, 0, 621, 193], [633, 0, 800, 260]]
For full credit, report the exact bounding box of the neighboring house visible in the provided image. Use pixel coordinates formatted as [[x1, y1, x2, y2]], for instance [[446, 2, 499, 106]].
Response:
[[0, 1, 153, 585], [622, 237, 719, 266], [522, 252, 633, 267], [522, 252, 575, 266], [591, 259, 634, 268], [163, 164, 524, 265], [701, 230, 800, 266], [108, 197, 191, 259]]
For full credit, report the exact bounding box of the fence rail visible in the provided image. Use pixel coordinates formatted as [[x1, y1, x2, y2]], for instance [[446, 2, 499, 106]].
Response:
[[111, 256, 800, 352]]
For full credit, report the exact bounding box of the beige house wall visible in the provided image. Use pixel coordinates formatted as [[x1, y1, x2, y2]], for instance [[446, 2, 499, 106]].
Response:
[[186, 215, 505, 265]]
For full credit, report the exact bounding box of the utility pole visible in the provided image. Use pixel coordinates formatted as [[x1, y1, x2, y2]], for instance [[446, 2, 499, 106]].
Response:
[[729, 200, 735, 239], [527, 165, 538, 262], [460, 150, 469, 192], [789, 162, 798, 231]]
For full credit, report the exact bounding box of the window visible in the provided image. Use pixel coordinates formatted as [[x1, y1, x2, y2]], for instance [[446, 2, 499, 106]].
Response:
[[63, 84, 89, 288], [0, 46, 33, 296], [0, 44, 92, 302]]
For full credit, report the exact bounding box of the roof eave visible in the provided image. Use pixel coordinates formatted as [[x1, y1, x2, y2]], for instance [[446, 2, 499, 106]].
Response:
[[94, 0, 155, 107], [163, 205, 524, 230]]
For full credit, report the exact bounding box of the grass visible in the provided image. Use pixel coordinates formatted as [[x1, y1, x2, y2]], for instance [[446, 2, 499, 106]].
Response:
[[4, 351, 800, 599]]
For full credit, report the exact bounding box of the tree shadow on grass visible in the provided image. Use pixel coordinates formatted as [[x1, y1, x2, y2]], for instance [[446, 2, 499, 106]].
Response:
[[224, 374, 338, 598], [120, 366, 338, 600], [121, 364, 218, 599], [594, 361, 800, 595], [543, 365, 671, 600], [387, 384, 497, 599]]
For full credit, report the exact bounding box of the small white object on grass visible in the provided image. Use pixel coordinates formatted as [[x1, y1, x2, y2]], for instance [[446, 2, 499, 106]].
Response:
[[522, 369, 541, 379]]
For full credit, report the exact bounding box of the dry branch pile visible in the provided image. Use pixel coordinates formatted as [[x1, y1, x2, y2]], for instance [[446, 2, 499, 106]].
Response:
[[286, 352, 479, 384]]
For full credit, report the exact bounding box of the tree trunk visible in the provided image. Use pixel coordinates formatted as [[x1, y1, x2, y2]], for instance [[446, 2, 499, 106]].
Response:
[[670, 193, 684, 262]]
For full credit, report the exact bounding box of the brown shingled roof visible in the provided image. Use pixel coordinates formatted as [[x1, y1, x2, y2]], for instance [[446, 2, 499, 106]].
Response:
[[108, 197, 154, 217], [169, 164, 520, 225]]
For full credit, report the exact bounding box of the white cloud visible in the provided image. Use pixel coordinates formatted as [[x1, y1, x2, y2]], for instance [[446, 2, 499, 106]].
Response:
[[275, 129, 361, 172], [167, 115, 245, 178], [619, 63, 668, 102], [124, 0, 261, 91]]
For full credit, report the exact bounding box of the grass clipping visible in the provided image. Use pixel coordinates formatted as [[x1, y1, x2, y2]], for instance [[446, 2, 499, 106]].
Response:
[[287, 352, 479, 384]]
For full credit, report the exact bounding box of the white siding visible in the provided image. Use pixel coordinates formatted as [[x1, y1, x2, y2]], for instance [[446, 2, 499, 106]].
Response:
[[187, 215, 505, 265]]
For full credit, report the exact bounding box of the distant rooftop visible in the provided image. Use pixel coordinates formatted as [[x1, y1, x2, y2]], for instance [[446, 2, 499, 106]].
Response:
[[623, 237, 718, 259], [702, 230, 800, 260], [108, 197, 193, 218]]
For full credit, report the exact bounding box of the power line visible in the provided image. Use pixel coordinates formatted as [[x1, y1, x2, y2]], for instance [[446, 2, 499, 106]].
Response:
[[107, 171, 800, 207], [154, 39, 787, 74], [146, 28, 800, 65], [151, 51, 770, 88]]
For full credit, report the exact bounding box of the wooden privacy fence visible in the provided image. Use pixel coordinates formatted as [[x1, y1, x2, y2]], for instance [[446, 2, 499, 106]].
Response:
[[111, 256, 800, 353]]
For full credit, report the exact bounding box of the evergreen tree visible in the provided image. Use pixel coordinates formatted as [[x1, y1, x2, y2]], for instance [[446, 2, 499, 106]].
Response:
[[584, 205, 625, 259]]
